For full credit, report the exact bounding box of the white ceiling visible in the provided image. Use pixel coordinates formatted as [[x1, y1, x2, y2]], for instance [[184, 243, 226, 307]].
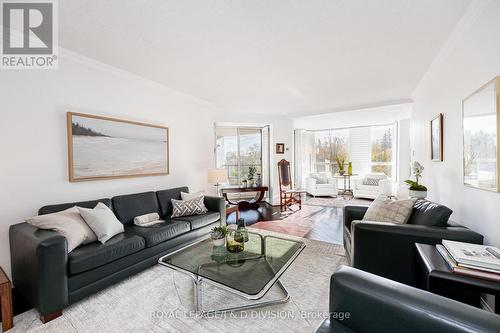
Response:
[[60, 0, 470, 115]]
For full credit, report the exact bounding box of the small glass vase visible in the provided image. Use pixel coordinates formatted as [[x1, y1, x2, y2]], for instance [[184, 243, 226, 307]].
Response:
[[348, 162, 353, 175], [226, 228, 244, 253]]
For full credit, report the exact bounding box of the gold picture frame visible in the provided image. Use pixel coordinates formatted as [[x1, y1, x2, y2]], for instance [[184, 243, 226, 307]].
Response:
[[462, 76, 500, 192], [67, 112, 169, 182]]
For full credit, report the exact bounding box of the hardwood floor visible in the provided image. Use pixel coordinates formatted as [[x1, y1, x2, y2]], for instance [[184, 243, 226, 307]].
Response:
[[227, 200, 346, 245]]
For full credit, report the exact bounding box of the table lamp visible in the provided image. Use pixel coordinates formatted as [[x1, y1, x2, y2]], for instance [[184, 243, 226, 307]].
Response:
[[208, 169, 228, 196]]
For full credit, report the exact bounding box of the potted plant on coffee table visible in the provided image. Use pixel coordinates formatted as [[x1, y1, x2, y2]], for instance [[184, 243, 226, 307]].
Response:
[[210, 225, 228, 246], [405, 161, 427, 199]]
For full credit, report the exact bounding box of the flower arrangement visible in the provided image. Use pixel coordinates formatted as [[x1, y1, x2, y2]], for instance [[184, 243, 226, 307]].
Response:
[[405, 161, 427, 191]]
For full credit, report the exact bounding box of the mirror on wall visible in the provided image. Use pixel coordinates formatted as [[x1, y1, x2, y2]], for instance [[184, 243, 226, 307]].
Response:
[[463, 76, 500, 191]]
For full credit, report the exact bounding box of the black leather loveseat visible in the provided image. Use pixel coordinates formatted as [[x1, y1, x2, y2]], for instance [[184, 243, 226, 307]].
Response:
[[9, 187, 225, 322], [343, 199, 483, 287], [314, 266, 500, 333]]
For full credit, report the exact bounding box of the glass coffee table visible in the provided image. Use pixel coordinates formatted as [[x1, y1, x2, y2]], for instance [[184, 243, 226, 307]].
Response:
[[158, 231, 305, 315]]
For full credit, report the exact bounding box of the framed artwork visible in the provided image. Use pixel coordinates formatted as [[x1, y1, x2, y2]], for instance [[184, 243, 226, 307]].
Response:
[[67, 112, 169, 182], [430, 113, 443, 161], [463, 76, 500, 192], [276, 143, 285, 154]]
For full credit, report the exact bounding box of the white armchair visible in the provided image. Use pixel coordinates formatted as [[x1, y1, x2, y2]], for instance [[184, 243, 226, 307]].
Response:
[[353, 173, 392, 199], [305, 173, 338, 197]]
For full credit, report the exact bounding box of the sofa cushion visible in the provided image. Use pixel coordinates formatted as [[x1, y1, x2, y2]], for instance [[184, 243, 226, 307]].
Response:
[[126, 220, 191, 247], [157, 187, 189, 217], [39, 198, 112, 215], [68, 233, 145, 275], [316, 183, 336, 189], [407, 199, 453, 227], [310, 173, 328, 184], [112, 191, 160, 225], [356, 184, 378, 191], [174, 211, 221, 230]]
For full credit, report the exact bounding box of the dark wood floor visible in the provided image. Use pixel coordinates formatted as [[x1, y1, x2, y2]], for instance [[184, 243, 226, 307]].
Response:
[[227, 201, 344, 245]]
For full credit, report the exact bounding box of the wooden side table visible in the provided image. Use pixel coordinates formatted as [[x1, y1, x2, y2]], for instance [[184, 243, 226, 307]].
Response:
[[221, 186, 269, 209], [0, 266, 13, 331]]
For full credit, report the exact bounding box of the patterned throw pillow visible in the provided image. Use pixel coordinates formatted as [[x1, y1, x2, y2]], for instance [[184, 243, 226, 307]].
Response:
[[362, 178, 381, 186], [171, 196, 208, 218], [363, 195, 416, 224]]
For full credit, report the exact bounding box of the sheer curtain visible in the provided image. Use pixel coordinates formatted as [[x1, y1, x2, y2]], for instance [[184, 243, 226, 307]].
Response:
[[294, 129, 311, 189]]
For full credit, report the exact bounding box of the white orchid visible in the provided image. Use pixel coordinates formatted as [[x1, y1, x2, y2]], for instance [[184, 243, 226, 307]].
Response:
[[412, 161, 424, 180], [405, 161, 427, 191]]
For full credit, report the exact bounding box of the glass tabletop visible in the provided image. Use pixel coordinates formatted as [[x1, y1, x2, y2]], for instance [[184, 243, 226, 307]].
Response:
[[159, 232, 305, 296]]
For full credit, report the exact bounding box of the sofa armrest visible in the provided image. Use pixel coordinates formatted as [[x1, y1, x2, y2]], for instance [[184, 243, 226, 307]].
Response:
[[378, 178, 392, 195], [204, 196, 226, 225], [343, 205, 368, 229], [9, 222, 68, 316], [327, 266, 500, 333], [351, 221, 483, 286]]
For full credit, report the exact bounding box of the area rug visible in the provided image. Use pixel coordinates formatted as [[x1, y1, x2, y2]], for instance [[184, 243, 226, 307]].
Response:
[[10, 231, 347, 333], [303, 196, 372, 208]]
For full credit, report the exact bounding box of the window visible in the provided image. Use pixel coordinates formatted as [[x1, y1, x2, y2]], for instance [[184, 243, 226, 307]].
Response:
[[370, 125, 394, 177], [216, 127, 262, 186], [313, 129, 349, 174], [298, 123, 396, 187]]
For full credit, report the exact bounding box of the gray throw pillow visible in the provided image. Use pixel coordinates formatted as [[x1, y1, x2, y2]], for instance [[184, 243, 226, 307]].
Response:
[[27, 206, 98, 252], [363, 195, 416, 224], [171, 196, 208, 218], [78, 202, 124, 243], [362, 178, 381, 186]]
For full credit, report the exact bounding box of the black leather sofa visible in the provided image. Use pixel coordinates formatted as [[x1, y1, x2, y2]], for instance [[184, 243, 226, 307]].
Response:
[[314, 266, 500, 333], [9, 187, 225, 322], [343, 199, 483, 286]]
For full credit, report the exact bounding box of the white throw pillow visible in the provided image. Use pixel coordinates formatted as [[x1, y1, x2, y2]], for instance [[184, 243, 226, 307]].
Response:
[[363, 195, 416, 224], [27, 206, 97, 252], [78, 202, 124, 243], [181, 191, 204, 201]]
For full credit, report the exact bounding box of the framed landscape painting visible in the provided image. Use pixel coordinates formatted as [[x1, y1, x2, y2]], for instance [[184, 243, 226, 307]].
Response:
[[67, 112, 169, 182], [430, 113, 443, 161]]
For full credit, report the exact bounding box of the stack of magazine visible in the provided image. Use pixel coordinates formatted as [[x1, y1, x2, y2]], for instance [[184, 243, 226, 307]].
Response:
[[436, 240, 500, 282]]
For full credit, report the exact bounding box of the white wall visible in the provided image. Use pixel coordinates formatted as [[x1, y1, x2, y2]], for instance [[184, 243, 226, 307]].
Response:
[[0, 50, 216, 278], [410, 0, 500, 246], [214, 112, 294, 205]]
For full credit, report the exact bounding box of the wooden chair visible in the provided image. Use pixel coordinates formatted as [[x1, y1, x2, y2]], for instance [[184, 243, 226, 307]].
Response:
[[277, 159, 303, 212]]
